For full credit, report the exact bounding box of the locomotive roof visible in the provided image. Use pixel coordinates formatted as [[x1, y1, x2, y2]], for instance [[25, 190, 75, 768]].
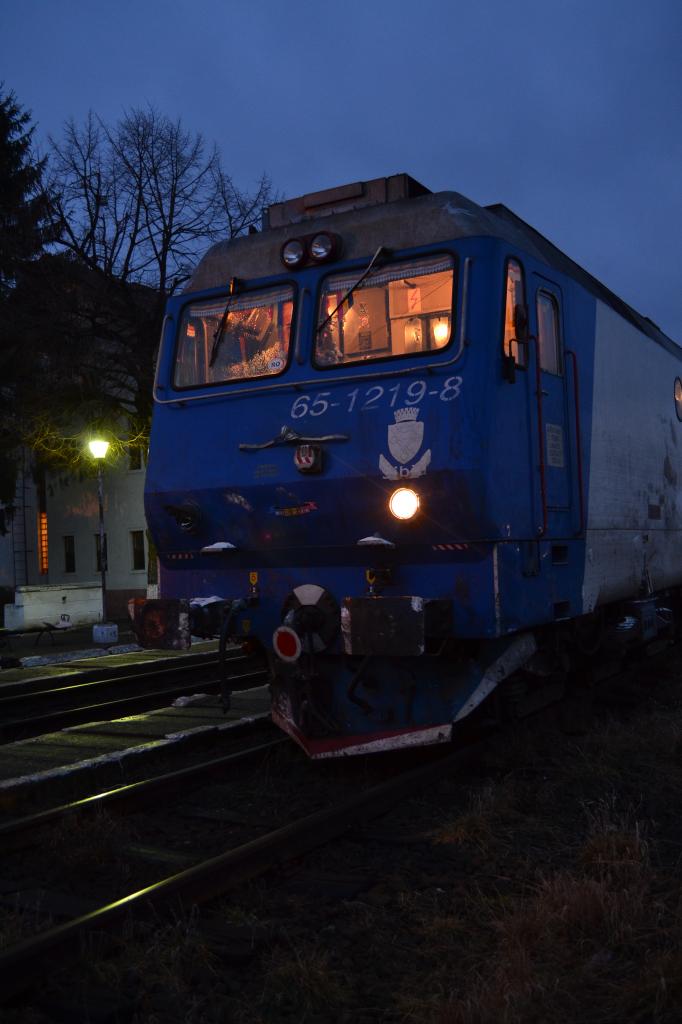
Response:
[[485, 202, 676, 351], [187, 184, 676, 351]]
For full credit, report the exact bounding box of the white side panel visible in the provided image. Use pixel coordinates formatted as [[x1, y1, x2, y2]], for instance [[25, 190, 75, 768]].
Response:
[[583, 302, 682, 611]]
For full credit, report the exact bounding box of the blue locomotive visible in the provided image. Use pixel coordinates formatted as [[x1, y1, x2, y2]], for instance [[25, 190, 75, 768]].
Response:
[[143, 173, 682, 757]]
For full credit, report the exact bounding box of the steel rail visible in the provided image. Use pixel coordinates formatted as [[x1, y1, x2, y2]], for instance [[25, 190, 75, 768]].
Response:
[[0, 657, 230, 716], [0, 732, 284, 850], [0, 651, 225, 701], [0, 738, 485, 1001], [0, 667, 268, 743]]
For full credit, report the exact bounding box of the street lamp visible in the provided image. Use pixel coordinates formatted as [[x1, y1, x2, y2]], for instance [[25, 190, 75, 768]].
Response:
[[88, 438, 110, 623]]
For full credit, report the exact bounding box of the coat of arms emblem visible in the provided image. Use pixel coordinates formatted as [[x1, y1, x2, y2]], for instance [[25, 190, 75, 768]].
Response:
[[379, 407, 431, 479]]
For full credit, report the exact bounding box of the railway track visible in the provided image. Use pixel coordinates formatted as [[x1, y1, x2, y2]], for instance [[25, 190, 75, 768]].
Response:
[[0, 651, 268, 743], [0, 734, 485, 1003], [0, 729, 287, 851], [0, 652, 668, 1015]]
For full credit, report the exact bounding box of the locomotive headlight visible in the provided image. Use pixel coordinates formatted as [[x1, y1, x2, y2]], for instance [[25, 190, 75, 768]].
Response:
[[309, 233, 335, 261], [281, 239, 305, 268], [389, 487, 420, 520]]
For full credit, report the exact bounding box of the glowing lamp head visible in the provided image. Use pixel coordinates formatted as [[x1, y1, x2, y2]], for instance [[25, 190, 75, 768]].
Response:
[[389, 487, 420, 520], [88, 439, 110, 459], [432, 317, 449, 345]]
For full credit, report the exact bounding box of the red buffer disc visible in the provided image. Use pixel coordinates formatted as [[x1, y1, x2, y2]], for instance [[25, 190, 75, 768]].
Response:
[[272, 625, 302, 662]]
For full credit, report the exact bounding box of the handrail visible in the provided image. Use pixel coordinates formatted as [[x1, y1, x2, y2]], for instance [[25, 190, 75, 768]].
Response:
[[565, 349, 585, 535], [458, 255, 472, 354], [529, 335, 547, 537]]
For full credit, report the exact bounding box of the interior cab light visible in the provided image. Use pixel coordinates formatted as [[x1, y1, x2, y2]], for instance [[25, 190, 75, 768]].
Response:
[[389, 487, 420, 520], [432, 316, 450, 345]]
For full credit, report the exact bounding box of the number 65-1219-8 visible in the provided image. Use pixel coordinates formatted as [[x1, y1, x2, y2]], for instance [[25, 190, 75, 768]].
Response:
[[289, 377, 463, 419]]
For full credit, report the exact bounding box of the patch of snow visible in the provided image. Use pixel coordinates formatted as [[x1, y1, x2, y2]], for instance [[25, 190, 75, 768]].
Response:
[[172, 693, 210, 707], [19, 642, 164, 669], [0, 688, 270, 792]]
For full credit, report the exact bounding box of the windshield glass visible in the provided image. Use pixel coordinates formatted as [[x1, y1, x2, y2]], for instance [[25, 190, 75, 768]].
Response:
[[174, 284, 295, 387], [315, 254, 455, 367]]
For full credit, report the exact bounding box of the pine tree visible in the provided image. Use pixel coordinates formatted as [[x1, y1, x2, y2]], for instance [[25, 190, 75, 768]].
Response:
[[0, 87, 50, 300], [0, 88, 51, 514]]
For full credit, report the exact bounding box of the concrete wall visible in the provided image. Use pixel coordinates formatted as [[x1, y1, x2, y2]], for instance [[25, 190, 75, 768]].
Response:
[[4, 582, 102, 629], [44, 456, 149, 619]]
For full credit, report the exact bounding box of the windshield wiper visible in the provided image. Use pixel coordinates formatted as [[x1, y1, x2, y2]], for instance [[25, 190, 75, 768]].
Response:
[[316, 245, 390, 335], [209, 276, 241, 367]]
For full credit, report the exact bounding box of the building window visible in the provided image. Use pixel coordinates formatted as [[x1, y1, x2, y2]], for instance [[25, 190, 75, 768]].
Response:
[[95, 533, 108, 572], [63, 535, 75, 573], [38, 512, 49, 574], [128, 447, 143, 471], [131, 530, 146, 571]]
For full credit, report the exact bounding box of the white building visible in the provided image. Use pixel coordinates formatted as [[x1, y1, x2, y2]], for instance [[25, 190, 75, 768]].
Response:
[[1, 449, 150, 625], [44, 449, 151, 619]]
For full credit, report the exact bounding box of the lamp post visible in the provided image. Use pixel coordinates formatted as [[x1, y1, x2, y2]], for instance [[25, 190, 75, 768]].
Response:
[[88, 439, 110, 624]]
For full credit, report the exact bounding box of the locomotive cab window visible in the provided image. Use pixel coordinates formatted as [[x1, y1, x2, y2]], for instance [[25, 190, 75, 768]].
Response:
[[536, 290, 562, 375], [315, 254, 455, 367], [173, 284, 295, 388], [503, 259, 527, 368], [675, 378, 682, 422]]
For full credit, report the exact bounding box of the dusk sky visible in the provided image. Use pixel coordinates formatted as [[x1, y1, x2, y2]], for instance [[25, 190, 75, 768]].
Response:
[[2, 0, 680, 339]]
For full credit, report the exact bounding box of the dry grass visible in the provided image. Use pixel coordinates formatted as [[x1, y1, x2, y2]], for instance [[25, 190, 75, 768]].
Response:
[[1, 1007, 51, 1023], [90, 911, 221, 1024], [0, 904, 54, 952], [408, 711, 682, 1023], [47, 808, 138, 871], [258, 941, 351, 1018], [431, 866, 662, 1024], [385, 688, 682, 1024], [579, 793, 650, 887], [17, 660, 682, 1024], [431, 782, 518, 851]]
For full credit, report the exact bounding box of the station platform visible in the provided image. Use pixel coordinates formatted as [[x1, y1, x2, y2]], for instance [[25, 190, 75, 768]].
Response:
[[0, 621, 219, 686], [0, 628, 272, 809], [0, 619, 139, 665]]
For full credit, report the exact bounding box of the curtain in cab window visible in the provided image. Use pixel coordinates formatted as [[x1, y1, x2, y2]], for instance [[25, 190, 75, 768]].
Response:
[[315, 254, 455, 367], [174, 285, 295, 387]]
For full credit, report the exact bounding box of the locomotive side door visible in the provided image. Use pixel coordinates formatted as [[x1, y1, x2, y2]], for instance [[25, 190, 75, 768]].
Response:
[[530, 278, 571, 515]]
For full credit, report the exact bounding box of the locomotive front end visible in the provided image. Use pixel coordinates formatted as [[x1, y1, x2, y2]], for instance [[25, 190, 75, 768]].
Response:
[[144, 174, 539, 757]]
